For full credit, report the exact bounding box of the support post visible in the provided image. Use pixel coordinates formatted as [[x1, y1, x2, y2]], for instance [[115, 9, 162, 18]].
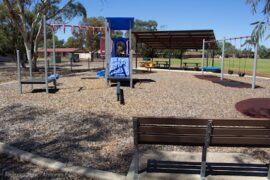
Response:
[[267, 162, 270, 180], [116, 82, 120, 101], [27, 50, 33, 90], [252, 43, 258, 89], [129, 26, 133, 88], [135, 41, 138, 69], [180, 50, 183, 68], [88, 57, 90, 70], [17, 50, 22, 94], [201, 39, 205, 74], [133, 118, 139, 180], [105, 21, 110, 86], [169, 51, 172, 70], [52, 26, 56, 75], [212, 49, 215, 66], [200, 120, 213, 180], [70, 54, 73, 72], [43, 15, 49, 94], [221, 38, 225, 80]]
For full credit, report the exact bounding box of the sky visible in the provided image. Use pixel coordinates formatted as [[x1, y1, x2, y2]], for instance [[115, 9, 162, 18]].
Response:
[[57, 0, 270, 47]]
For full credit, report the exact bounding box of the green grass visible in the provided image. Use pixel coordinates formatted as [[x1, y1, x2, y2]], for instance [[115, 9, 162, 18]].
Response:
[[150, 58, 270, 76]]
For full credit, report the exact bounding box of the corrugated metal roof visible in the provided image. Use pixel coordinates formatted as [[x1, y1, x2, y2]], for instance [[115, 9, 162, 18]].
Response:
[[133, 30, 216, 49]]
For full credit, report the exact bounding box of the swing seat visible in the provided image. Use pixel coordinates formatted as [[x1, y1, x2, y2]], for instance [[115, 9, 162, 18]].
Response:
[[238, 72, 245, 77], [228, 70, 234, 75]]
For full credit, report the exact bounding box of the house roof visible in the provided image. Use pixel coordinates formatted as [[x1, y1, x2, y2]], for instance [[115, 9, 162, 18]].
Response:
[[133, 30, 216, 50], [37, 48, 80, 53]]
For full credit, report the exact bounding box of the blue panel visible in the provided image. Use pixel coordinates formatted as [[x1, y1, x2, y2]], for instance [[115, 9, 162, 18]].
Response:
[[202, 66, 221, 73], [109, 57, 130, 77], [106, 17, 134, 30]]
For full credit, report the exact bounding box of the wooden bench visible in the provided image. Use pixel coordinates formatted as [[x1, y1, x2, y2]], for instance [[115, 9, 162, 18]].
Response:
[[133, 117, 270, 180]]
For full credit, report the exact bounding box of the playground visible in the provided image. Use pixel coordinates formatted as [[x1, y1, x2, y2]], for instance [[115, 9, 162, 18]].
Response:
[[0, 68, 270, 177], [0, 11, 269, 179]]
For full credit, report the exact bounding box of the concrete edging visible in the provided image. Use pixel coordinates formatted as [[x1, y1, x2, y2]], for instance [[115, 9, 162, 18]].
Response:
[[0, 142, 125, 180]]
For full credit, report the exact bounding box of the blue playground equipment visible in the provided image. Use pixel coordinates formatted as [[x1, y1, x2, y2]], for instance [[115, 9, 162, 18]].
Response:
[[48, 73, 60, 81], [96, 70, 105, 77], [202, 66, 221, 73], [105, 17, 134, 88]]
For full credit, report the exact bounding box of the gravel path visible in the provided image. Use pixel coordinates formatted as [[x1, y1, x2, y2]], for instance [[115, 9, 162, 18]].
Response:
[[0, 70, 269, 178]]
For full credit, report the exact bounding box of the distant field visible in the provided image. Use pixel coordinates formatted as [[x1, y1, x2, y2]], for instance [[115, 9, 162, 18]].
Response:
[[139, 58, 270, 77]]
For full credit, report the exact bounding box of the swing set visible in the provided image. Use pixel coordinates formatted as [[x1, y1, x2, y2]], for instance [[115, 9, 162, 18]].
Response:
[[202, 35, 259, 89], [226, 37, 251, 77], [17, 15, 105, 94]]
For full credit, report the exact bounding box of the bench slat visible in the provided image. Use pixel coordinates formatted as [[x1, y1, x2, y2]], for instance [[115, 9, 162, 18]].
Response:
[[211, 137, 270, 147], [138, 134, 270, 147], [138, 134, 205, 146], [136, 117, 270, 128], [213, 128, 270, 136], [139, 126, 270, 136], [139, 126, 206, 135], [137, 118, 209, 126]]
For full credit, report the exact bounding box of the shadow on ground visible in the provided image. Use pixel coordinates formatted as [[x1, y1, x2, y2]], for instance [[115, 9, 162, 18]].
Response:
[[194, 75, 262, 89], [0, 103, 134, 177], [110, 78, 156, 87], [235, 98, 270, 118]]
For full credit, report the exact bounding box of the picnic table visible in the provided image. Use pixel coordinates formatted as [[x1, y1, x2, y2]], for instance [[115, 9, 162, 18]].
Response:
[[154, 61, 170, 68], [183, 62, 200, 70]]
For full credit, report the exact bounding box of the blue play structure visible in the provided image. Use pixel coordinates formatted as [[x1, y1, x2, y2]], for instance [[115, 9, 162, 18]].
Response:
[[202, 66, 221, 73], [48, 73, 60, 81], [111, 37, 130, 57], [105, 17, 134, 87], [96, 70, 105, 77]]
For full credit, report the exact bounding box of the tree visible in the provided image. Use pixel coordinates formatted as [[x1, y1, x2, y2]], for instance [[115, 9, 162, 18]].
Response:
[[133, 19, 158, 57], [0, 3, 24, 56], [258, 45, 270, 58], [246, 0, 270, 41], [2, 0, 86, 70]]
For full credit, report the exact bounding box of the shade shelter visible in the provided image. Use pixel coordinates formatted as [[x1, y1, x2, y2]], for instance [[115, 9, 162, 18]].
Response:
[[133, 30, 216, 69]]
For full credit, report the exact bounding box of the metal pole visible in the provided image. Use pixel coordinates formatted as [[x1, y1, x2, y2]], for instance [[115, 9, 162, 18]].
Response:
[[201, 39, 205, 74], [105, 21, 109, 84], [221, 38, 225, 80], [27, 50, 33, 90], [129, 26, 133, 88], [43, 15, 49, 93], [252, 43, 258, 89], [70, 54, 73, 72], [17, 50, 22, 94], [88, 57, 90, 70], [52, 26, 56, 75], [135, 42, 138, 69], [169, 51, 172, 70]]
